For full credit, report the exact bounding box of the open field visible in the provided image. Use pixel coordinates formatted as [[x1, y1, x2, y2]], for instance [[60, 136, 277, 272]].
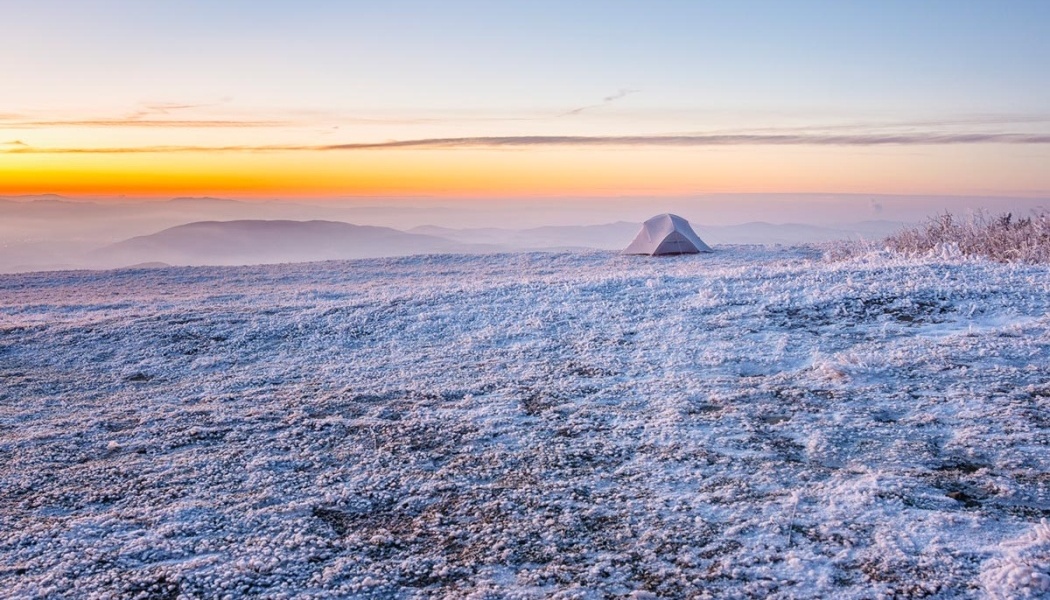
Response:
[[2, 248, 1049, 598]]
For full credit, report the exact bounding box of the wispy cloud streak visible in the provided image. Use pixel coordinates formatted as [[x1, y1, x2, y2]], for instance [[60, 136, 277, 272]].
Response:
[[322, 133, 1050, 149], [1, 144, 307, 154], [560, 89, 640, 117], [5, 119, 289, 128], [4, 132, 1050, 154]]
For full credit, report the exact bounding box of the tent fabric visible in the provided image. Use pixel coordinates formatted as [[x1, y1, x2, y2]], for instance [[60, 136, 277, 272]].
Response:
[[622, 213, 713, 255]]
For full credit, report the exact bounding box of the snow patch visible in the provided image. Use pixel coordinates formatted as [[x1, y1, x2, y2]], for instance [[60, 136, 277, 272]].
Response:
[[1, 247, 1049, 597]]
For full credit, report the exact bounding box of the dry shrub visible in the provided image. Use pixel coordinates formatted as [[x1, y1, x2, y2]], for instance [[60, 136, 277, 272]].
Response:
[[885, 210, 1050, 263]]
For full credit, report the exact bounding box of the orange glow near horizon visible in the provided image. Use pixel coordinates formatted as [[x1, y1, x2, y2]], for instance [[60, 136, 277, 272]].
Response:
[[5, 143, 1050, 199]]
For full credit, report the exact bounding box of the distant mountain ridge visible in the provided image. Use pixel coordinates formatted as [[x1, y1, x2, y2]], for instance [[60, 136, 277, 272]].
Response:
[[411, 220, 908, 249], [410, 222, 641, 250], [0, 194, 73, 203], [1, 216, 914, 272], [91, 220, 497, 267], [699, 220, 908, 245]]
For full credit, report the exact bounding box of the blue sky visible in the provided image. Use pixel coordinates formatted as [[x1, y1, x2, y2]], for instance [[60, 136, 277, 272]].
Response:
[[8, 0, 1050, 114]]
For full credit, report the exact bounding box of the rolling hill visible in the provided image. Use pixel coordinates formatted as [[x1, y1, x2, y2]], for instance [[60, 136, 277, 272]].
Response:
[[91, 220, 495, 267]]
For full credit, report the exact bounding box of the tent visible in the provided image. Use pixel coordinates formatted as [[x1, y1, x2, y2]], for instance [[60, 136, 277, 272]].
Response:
[[623, 213, 713, 255]]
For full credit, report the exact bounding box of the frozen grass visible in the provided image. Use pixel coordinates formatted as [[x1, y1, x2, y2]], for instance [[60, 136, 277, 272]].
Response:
[[1, 248, 1049, 598], [884, 211, 1050, 264]]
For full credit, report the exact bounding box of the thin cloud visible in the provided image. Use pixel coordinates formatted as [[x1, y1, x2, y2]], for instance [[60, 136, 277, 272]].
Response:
[[711, 114, 1050, 136], [140, 101, 222, 113], [560, 88, 640, 117], [4, 132, 1050, 154], [126, 99, 232, 120], [885, 114, 1050, 128], [17, 119, 290, 128], [604, 89, 638, 103], [321, 132, 1050, 149], [0, 114, 536, 129], [0, 99, 281, 128], [0, 144, 308, 154]]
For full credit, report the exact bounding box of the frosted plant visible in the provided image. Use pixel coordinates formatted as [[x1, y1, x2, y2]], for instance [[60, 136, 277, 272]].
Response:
[[883, 210, 1050, 263]]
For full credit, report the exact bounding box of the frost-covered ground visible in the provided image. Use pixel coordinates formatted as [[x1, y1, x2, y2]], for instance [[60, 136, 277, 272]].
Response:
[[2, 247, 1049, 599]]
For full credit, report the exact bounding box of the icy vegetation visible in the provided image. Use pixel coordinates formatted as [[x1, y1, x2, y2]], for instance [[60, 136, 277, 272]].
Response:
[[885, 211, 1050, 264], [1, 247, 1049, 598]]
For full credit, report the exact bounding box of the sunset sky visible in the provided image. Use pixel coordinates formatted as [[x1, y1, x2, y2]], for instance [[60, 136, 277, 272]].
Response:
[[3, 0, 1050, 199]]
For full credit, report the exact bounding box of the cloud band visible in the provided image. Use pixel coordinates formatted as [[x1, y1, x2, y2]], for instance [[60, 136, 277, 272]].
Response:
[[4, 132, 1050, 154]]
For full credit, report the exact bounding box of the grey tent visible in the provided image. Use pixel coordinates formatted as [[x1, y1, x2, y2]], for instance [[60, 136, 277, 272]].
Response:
[[623, 213, 713, 255]]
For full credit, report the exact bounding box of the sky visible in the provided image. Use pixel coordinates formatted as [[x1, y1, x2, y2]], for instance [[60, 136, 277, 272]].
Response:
[[3, 0, 1050, 200]]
